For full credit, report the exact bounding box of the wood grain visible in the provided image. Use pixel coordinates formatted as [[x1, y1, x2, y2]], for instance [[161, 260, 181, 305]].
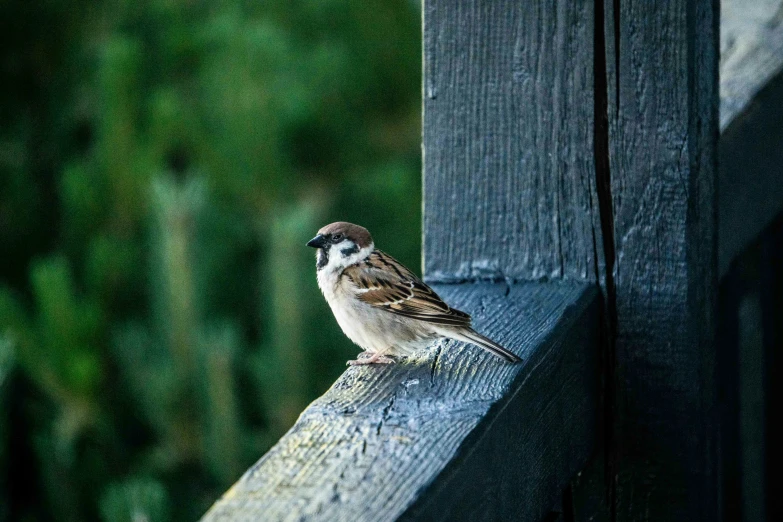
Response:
[[603, 0, 719, 520], [201, 283, 599, 522], [422, 0, 601, 282]]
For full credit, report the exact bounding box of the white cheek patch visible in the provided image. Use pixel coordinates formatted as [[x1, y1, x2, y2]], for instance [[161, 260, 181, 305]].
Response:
[[342, 243, 374, 268], [323, 241, 374, 273]]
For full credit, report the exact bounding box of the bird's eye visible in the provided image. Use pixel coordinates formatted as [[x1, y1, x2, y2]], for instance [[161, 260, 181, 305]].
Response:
[[332, 233, 343, 242]]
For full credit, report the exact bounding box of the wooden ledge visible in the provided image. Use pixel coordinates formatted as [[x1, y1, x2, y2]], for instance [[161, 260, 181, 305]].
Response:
[[202, 282, 599, 522]]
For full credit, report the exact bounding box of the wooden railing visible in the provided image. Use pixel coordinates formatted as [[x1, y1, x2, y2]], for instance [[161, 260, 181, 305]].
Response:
[[203, 283, 599, 521], [202, 1, 783, 520]]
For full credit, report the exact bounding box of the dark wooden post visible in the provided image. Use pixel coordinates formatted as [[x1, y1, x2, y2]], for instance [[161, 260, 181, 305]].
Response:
[[603, 1, 719, 520], [425, 0, 719, 520]]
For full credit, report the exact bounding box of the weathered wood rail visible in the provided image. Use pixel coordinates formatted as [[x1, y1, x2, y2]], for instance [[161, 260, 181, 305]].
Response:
[[202, 1, 783, 521], [204, 283, 599, 521]]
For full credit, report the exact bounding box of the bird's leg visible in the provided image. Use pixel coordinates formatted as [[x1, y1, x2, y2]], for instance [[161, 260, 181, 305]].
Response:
[[346, 349, 396, 366]]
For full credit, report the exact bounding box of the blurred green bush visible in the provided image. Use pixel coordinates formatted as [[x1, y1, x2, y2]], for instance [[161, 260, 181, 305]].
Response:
[[0, 1, 421, 520]]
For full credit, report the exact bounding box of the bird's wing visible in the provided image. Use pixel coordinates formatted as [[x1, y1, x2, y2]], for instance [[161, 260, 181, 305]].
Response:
[[342, 250, 471, 327]]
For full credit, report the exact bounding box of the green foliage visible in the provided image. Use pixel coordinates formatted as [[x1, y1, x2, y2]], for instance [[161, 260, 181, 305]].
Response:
[[0, 335, 11, 522], [0, 1, 421, 520], [100, 477, 170, 522]]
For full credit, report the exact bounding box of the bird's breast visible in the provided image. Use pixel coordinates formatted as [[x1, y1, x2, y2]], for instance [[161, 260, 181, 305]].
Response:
[[316, 269, 434, 354]]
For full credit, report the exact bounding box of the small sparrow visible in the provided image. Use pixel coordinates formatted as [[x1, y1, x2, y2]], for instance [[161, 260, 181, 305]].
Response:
[[307, 222, 521, 365]]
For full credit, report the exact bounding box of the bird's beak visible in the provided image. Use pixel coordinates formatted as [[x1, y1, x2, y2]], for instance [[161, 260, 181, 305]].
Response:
[[306, 234, 327, 248]]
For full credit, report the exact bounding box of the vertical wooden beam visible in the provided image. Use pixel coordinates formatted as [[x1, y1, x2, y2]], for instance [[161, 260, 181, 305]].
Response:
[[425, 0, 719, 520], [423, 0, 599, 283], [603, 0, 719, 520]]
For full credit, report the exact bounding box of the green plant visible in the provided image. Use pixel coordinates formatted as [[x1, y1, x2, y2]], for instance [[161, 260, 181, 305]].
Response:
[[0, 1, 421, 520]]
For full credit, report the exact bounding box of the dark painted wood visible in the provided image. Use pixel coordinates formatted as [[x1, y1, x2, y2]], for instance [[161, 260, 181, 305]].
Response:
[[569, 452, 610, 522], [421, 6, 610, 520], [717, 268, 742, 521], [715, 3, 783, 521], [717, 214, 783, 522], [422, 0, 601, 283], [719, 71, 783, 276], [201, 283, 599, 522], [760, 218, 783, 522], [737, 287, 765, 522], [425, 0, 722, 520], [602, 1, 719, 521], [716, 4, 783, 520]]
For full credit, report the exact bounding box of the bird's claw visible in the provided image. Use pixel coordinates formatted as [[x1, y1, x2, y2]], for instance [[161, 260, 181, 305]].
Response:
[[346, 353, 396, 366]]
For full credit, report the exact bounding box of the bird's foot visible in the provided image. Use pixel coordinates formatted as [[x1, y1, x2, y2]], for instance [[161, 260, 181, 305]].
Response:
[[346, 352, 396, 366]]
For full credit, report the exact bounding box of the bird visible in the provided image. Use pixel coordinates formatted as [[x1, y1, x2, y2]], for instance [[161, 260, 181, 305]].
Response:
[[306, 221, 521, 365]]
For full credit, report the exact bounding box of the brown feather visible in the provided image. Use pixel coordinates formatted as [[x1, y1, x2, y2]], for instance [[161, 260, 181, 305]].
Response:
[[342, 250, 471, 327], [317, 222, 373, 248]]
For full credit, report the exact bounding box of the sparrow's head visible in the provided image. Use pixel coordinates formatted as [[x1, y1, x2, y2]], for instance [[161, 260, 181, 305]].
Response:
[[307, 222, 374, 271]]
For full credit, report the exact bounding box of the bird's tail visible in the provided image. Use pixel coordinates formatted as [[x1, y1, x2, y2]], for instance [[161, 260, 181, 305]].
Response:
[[452, 328, 521, 363]]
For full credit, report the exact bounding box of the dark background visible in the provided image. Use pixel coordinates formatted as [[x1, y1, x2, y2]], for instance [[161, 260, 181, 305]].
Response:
[[0, 1, 422, 520]]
